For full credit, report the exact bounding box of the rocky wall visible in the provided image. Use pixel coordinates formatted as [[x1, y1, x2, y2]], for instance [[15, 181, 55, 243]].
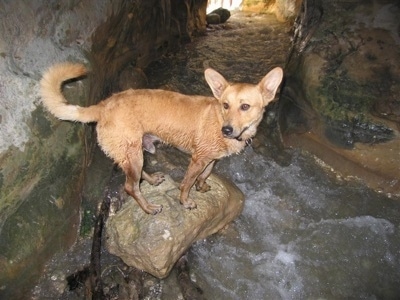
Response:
[[241, 0, 302, 21], [0, 0, 207, 298], [279, 0, 400, 196]]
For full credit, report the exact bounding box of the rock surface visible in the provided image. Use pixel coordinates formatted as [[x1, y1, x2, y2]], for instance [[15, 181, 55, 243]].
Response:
[[106, 174, 244, 278], [0, 0, 207, 297], [279, 0, 400, 196], [241, 0, 302, 21], [206, 8, 231, 24]]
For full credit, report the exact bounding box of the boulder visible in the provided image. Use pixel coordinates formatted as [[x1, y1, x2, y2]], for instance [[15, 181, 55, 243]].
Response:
[[206, 8, 230, 24], [279, 0, 400, 196], [105, 174, 244, 278], [206, 13, 221, 25]]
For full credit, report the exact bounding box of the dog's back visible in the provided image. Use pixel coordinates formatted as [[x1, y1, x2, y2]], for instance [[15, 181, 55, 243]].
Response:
[[95, 89, 226, 161]]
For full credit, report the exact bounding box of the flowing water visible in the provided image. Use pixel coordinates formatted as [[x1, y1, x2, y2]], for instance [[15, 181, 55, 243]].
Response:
[[145, 12, 400, 299], [33, 12, 400, 300], [189, 149, 400, 299]]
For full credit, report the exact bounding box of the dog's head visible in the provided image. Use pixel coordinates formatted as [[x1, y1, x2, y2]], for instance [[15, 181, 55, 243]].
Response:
[[205, 67, 283, 141]]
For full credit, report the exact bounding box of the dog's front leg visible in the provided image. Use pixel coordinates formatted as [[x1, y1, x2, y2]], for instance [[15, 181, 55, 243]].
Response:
[[180, 157, 213, 209]]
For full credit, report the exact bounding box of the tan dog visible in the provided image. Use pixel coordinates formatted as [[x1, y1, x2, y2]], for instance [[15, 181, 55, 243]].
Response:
[[40, 63, 283, 214]]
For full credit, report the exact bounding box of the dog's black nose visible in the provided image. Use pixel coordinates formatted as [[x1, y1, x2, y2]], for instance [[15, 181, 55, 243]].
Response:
[[222, 126, 233, 136]]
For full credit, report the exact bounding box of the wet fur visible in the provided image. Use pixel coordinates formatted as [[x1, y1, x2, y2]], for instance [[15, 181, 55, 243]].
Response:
[[40, 63, 283, 214]]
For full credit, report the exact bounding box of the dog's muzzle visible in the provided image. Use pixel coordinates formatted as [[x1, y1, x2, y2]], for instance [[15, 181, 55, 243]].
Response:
[[221, 125, 249, 141], [222, 125, 234, 137]]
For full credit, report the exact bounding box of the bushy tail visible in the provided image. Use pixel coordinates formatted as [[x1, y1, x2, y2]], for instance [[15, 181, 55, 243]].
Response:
[[40, 63, 101, 123]]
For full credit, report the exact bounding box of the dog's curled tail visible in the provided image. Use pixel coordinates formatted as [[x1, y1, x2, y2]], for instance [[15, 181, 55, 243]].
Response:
[[40, 62, 100, 123]]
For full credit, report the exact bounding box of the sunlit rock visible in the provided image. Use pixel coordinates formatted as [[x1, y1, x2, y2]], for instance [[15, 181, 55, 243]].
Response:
[[241, 0, 301, 21], [105, 174, 244, 278]]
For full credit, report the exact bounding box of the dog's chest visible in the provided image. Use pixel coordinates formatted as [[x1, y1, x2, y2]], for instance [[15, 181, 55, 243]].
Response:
[[224, 139, 247, 156]]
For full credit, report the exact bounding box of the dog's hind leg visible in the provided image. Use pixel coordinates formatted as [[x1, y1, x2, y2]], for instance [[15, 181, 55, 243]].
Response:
[[122, 147, 163, 215], [195, 160, 215, 193], [141, 171, 165, 186]]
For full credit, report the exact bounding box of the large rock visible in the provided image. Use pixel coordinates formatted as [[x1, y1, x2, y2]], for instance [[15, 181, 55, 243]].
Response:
[[279, 0, 400, 196], [105, 174, 244, 278], [206, 8, 231, 24]]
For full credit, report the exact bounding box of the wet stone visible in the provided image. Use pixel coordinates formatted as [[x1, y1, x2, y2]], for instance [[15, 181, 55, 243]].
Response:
[[206, 13, 221, 24], [105, 174, 244, 278], [206, 8, 231, 24]]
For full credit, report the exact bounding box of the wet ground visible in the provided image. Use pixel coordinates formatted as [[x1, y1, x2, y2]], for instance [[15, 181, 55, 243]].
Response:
[[32, 12, 400, 300]]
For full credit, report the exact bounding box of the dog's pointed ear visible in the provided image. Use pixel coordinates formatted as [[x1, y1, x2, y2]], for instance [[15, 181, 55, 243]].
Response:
[[258, 67, 283, 105], [204, 68, 229, 100]]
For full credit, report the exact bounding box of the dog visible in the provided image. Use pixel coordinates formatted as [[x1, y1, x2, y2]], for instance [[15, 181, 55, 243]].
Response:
[[40, 63, 283, 215]]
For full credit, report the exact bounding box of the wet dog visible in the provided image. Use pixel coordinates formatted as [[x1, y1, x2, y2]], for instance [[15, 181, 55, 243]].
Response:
[[40, 63, 283, 214]]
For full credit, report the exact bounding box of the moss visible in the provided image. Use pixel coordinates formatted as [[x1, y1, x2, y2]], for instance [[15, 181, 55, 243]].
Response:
[[0, 115, 88, 293], [316, 73, 375, 118], [323, 116, 394, 149], [0, 146, 85, 297], [0, 121, 85, 212], [79, 207, 96, 237], [0, 148, 84, 257], [29, 106, 53, 138], [79, 147, 115, 237], [313, 72, 395, 148], [365, 52, 377, 61]]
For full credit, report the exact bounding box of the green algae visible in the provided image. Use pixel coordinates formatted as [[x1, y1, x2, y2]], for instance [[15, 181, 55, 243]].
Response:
[[0, 70, 92, 296]]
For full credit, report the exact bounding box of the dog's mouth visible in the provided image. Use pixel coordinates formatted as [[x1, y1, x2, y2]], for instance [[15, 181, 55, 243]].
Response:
[[233, 117, 263, 142], [234, 126, 249, 141], [236, 129, 253, 146]]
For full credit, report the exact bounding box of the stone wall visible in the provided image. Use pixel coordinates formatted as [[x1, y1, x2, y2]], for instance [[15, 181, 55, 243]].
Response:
[[279, 0, 400, 196], [242, 0, 302, 21], [0, 0, 207, 297]]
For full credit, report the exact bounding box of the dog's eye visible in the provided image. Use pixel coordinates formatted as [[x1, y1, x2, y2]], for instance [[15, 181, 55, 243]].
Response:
[[223, 103, 229, 110], [240, 104, 250, 111]]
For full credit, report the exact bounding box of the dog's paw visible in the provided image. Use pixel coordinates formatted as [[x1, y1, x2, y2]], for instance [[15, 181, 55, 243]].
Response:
[[196, 182, 211, 193], [148, 172, 165, 186], [181, 198, 197, 210], [145, 203, 163, 215]]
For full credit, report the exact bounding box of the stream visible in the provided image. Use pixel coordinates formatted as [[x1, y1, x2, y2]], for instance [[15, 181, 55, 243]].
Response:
[[145, 12, 400, 299], [33, 11, 400, 300]]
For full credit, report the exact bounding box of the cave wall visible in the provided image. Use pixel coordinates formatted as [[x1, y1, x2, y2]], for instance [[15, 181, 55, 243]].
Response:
[[242, 0, 302, 21], [0, 0, 207, 297], [207, 0, 301, 21], [3, 0, 398, 296], [279, 0, 400, 196]]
